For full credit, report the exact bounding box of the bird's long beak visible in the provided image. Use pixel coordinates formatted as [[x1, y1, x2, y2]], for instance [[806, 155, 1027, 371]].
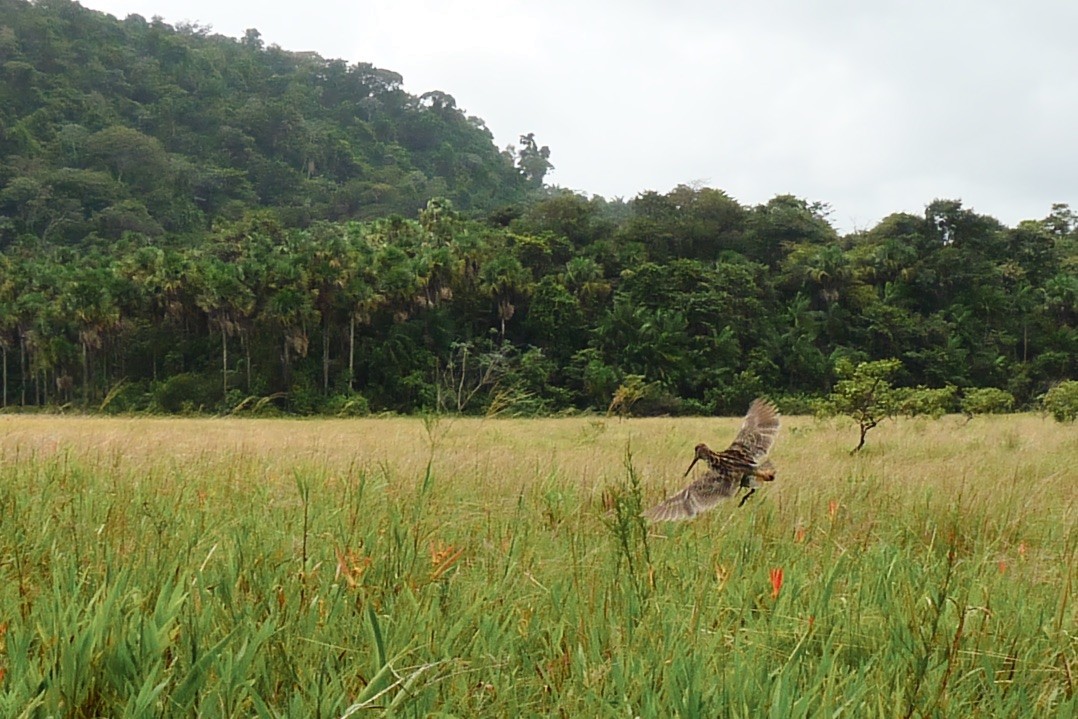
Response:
[[683, 456, 700, 477]]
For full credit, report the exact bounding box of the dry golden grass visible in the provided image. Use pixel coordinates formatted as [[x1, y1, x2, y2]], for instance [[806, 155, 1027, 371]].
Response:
[[2, 411, 1073, 572], [2, 411, 1072, 506]]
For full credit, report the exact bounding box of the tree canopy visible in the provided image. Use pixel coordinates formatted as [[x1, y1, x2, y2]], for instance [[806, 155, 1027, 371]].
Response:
[[0, 0, 536, 245]]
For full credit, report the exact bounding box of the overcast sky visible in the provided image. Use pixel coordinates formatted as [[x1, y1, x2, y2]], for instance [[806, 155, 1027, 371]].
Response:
[[80, 0, 1077, 233]]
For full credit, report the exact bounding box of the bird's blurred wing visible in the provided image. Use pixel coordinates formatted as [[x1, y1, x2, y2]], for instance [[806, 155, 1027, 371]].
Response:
[[644, 472, 737, 522], [727, 397, 781, 461]]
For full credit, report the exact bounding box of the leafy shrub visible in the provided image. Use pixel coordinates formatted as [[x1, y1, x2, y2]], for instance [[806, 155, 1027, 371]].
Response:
[[99, 380, 153, 414], [1043, 381, 1078, 422], [607, 375, 650, 418], [571, 348, 620, 410], [488, 387, 549, 417], [632, 387, 688, 417], [772, 393, 818, 416], [153, 373, 220, 414], [324, 393, 371, 417], [704, 370, 766, 416], [509, 348, 572, 410], [223, 388, 246, 412], [679, 398, 711, 416], [960, 387, 1015, 416], [286, 383, 323, 416], [896, 385, 957, 418], [228, 391, 288, 416]]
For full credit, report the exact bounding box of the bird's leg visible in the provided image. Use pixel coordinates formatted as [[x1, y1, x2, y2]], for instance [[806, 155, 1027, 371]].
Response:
[[736, 473, 758, 507]]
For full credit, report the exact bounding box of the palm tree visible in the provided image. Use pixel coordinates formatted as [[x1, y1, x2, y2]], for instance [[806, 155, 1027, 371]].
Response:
[[479, 254, 532, 338], [64, 266, 121, 407], [259, 249, 316, 390], [562, 256, 611, 315], [298, 225, 351, 394], [342, 229, 383, 392], [0, 255, 17, 407], [118, 245, 194, 381], [192, 255, 254, 399]]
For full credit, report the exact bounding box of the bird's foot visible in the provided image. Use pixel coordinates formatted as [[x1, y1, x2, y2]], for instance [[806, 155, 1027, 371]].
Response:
[[737, 487, 756, 508]]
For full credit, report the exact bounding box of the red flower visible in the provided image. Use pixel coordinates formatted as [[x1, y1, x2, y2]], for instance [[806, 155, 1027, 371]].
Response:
[[770, 567, 784, 599]]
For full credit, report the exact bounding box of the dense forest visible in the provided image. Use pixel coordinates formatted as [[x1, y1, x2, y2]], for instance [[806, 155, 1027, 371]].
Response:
[[1, 0, 1075, 416]]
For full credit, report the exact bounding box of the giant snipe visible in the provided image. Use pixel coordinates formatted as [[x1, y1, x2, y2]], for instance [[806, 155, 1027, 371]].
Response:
[[645, 398, 780, 521]]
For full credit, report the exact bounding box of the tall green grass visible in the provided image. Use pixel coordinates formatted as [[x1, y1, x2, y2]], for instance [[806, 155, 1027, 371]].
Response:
[[0, 414, 1074, 716]]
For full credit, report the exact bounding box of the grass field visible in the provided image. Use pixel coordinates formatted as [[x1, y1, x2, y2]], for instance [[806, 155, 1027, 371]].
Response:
[[0, 412, 1074, 717]]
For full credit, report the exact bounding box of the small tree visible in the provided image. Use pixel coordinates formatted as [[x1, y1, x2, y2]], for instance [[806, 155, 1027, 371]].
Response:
[[960, 387, 1015, 418], [1043, 380, 1078, 422], [825, 358, 902, 453]]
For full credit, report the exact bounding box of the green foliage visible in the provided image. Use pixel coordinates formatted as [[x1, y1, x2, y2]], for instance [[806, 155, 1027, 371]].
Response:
[[153, 373, 220, 414], [286, 382, 328, 416], [498, 347, 571, 415], [514, 132, 553, 188], [570, 348, 621, 409], [607, 374, 651, 418], [324, 392, 372, 417], [771, 393, 820, 416], [0, 0, 531, 241], [98, 380, 152, 414], [705, 367, 770, 415], [1042, 380, 1078, 422], [895, 385, 958, 418], [600, 446, 653, 605], [824, 358, 902, 452], [960, 387, 1016, 416]]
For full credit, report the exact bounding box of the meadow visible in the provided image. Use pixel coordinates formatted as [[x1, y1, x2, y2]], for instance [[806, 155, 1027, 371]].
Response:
[[0, 412, 1074, 717]]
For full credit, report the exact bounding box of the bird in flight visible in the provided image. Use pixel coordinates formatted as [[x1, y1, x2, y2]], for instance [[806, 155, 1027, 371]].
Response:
[[645, 398, 780, 522]]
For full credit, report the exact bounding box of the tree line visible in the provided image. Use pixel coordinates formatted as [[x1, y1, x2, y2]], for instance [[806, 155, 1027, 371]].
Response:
[[1, 189, 1074, 415]]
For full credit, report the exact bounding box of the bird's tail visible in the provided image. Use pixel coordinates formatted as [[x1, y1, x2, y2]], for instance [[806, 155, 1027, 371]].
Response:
[[755, 460, 776, 482]]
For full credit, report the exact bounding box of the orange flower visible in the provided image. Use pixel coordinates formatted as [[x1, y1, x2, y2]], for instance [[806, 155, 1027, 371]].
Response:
[[769, 567, 784, 599], [997, 560, 1007, 574], [828, 500, 839, 521], [429, 541, 464, 581], [794, 526, 807, 543], [335, 547, 371, 589], [1018, 542, 1027, 558]]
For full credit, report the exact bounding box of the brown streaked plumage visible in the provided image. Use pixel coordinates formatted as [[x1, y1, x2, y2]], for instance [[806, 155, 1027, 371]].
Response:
[[645, 398, 780, 522]]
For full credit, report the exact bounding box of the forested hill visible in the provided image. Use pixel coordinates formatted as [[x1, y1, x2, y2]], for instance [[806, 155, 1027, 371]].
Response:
[[0, 2, 1075, 417], [0, 0, 538, 243]]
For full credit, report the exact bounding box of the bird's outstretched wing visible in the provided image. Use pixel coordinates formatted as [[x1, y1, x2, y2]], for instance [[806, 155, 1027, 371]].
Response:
[[644, 471, 739, 522], [726, 398, 780, 461]]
